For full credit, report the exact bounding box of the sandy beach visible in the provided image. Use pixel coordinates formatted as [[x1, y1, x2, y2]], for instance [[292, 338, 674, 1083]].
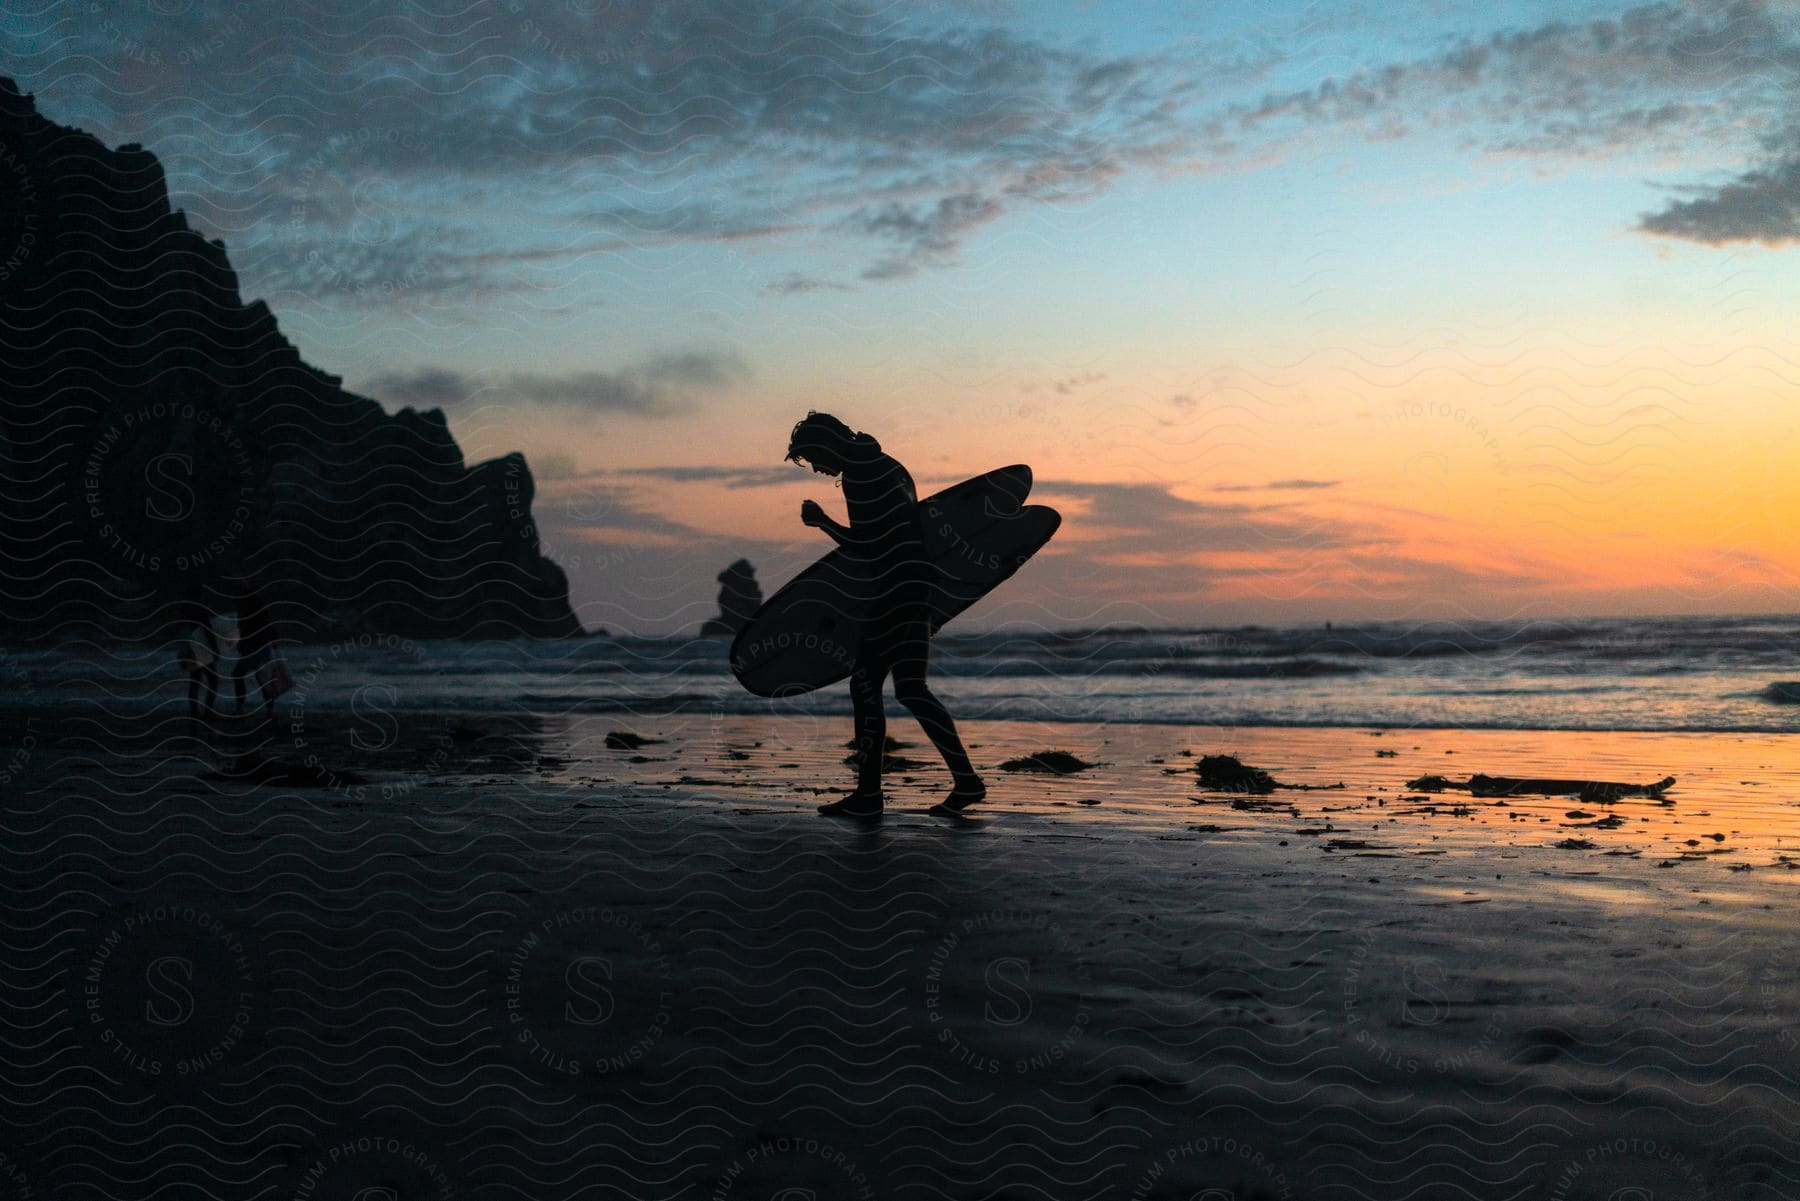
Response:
[[1, 704, 1795, 1199]]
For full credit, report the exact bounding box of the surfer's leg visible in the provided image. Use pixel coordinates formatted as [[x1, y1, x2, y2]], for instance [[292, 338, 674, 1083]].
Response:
[[891, 650, 984, 809], [821, 656, 890, 815], [851, 656, 889, 795]]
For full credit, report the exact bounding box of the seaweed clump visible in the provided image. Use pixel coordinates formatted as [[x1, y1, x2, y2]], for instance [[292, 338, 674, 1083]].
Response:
[[1195, 754, 1344, 793], [1195, 754, 1276, 793], [999, 751, 1097, 775]]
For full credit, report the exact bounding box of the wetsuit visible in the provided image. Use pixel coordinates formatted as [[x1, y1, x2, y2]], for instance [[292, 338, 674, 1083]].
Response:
[[839, 444, 937, 794], [842, 448, 931, 650]]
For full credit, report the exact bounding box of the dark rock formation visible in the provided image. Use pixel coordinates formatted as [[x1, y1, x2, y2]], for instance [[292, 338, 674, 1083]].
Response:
[[1196, 753, 1346, 793], [0, 78, 581, 641], [698, 558, 762, 637]]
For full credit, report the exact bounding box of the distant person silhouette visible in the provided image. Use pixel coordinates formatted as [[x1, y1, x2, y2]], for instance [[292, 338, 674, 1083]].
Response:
[[176, 602, 223, 732], [786, 412, 984, 818], [232, 585, 278, 722]]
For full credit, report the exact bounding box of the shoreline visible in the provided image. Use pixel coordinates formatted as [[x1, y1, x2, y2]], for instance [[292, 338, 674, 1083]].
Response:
[[7, 705, 1795, 879], [5, 696, 1800, 734]]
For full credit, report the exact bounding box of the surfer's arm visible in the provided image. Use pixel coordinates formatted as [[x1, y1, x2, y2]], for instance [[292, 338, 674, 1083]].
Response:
[[800, 499, 854, 546]]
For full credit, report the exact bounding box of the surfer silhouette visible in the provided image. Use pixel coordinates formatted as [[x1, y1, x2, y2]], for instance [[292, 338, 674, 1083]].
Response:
[[786, 412, 985, 818]]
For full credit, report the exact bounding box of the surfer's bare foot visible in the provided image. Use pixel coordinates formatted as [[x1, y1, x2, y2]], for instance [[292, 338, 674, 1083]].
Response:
[[819, 790, 884, 818], [928, 777, 986, 817]]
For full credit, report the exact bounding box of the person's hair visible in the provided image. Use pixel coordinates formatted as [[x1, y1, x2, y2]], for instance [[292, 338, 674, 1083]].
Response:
[[785, 411, 861, 464]]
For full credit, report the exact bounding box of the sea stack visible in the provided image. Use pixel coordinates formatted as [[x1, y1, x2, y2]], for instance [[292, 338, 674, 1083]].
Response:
[[699, 559, 762, 637]]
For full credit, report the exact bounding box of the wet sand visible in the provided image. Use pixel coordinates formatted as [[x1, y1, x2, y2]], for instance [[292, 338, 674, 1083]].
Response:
[[1, 706, 1795, 1198]]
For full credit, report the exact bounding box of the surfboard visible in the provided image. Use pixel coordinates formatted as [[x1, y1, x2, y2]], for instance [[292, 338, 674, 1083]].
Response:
[[730, 464, 1060, 697]]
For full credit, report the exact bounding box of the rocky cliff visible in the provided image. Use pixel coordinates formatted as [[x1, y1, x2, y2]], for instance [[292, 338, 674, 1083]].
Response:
[[0, 78, 582, 641]]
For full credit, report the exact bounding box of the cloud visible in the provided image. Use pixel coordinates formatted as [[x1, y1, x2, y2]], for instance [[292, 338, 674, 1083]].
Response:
[[762, 272, 851, 296], [615, 465, 799, 488], [1238, 4, 1798, 150], [1052, 371, 1105, 395], [530, 451, 580, 482], [363, 349, 747, 418], [638, 349, 750, 389], [848, 192, 1007, 280], [251, 227, 511, 305], [363, 367, 470, 410], [16, 0, 1795, 314], [1639, 147, 1800, 245], [1224, 1, 1800, 243], [1039, 479, 1360, 556], [12, 0, 1209, 294], [508, 371, 694, 415], [1035, 477, 1573, 608], [533, 478, 720, 547], [1213, 479, 1341, 493]]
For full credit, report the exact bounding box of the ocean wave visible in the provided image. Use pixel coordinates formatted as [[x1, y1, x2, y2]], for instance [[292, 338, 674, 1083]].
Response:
[[9, 618, 1800, 734], [1418, 683, 1628, 697], [1152, 658, 1364, 679]]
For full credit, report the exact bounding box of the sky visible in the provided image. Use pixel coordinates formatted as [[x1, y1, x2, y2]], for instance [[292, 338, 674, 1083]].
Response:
[[5, 0, 1798, 633]]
